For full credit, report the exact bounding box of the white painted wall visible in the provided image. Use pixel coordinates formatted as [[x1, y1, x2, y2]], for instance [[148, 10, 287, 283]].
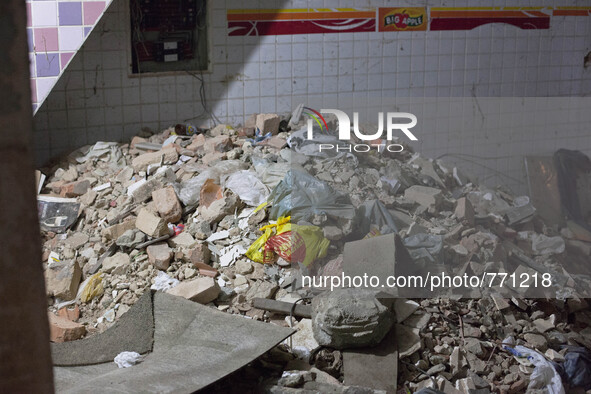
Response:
[[33, 0, 591, 194]]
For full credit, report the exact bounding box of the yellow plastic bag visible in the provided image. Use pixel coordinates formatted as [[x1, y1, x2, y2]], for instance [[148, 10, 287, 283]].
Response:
[[245, 216, 291, 263], [80, 273, 104, 303], [246, 216, 329, 266]]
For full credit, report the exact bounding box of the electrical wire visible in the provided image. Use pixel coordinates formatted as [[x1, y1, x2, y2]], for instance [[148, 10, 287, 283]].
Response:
[[183, 0, 221, 126], [435, 152, 525, 184], [130, 0, 219, 126]]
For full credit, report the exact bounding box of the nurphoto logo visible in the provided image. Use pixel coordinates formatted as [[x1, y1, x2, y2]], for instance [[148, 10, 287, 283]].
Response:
[[305, 108, 418, 153]]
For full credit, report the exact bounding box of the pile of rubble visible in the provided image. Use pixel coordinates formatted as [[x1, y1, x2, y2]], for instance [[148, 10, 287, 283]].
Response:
[[39, 110, 591, 392]]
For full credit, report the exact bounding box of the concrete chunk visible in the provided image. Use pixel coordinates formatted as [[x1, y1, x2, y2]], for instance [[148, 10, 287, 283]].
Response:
[[45, 260, 81, 301], [201, 151, 225, 165], [102, 252, 129, 275], [186, 134, 206, 154], [311, 288, 394, 349], [455, 197, 475, 226], [147, 243, 172, 270], [129, 178, 163, 203], [65, 232, 89, 250], [204, 135, 233, 154], [168, 232, 196, 249], [404, 185, 443, 208], [198, 194, 240, 224], [343, 233, 414, 292], [256, 113, 281, 135], [167, 277, 220, 304], [136, 208, 168, 238], [394, 299, 420, 323], [152, 186, 182, 223], [101, 219, 136, 241], [524, 332, 548, 351], [342, 327, 398, 392], [132, 146, 178, 172], [396, 324, 422, 357]]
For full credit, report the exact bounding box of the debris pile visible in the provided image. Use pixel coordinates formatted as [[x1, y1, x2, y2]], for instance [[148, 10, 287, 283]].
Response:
[[38, 111, 591, 392]]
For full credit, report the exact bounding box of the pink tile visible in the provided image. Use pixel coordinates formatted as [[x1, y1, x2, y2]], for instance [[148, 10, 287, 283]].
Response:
[[83, 1, 106, 25], [31, 79, 37, 104], [60, 52, 75, 69], [26, 3, 31, 27], [34, 28, 59, 52]]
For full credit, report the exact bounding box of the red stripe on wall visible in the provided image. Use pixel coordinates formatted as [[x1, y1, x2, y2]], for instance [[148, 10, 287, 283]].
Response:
[[553, 10, 590, 16], [228, 19, 376, 36], [430, 17, 549, 30]]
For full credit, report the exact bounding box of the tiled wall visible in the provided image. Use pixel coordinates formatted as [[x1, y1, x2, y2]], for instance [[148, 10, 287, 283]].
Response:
[[33, 0, 591, 194], [28, 0, 111, 111]]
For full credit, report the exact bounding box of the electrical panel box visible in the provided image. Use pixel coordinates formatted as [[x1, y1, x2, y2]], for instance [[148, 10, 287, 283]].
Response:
[[130, 0, 207, 73]]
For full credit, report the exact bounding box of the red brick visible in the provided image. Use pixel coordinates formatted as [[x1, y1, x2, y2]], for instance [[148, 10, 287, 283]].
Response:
[[57, 305, 80, 322], [189, 242, 211, 266], [48, 313, 85, 342], [60, 180, 90, 197]]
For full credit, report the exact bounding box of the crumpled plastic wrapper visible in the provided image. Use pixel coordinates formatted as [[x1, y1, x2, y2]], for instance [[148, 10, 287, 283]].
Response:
[[114, 351, 143, 368]]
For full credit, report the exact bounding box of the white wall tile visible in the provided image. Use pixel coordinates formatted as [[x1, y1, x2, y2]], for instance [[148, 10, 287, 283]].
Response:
[[31, 0, 591, 194]]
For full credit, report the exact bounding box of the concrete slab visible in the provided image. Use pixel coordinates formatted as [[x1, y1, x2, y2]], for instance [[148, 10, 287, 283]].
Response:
[[53, 291, 294, 393], [342, 327, 398, 393]]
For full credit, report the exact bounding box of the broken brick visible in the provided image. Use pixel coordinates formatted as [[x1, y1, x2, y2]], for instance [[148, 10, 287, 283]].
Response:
[[45, 260, 81, 301], [147, 242, 173, 270], [189, 242, 211, 266], [57, 305, 80, 322], [256, 113, 280, 135], [204, 135, 232, 154], [131, 146, 178, 172], [48, 313, 86, 342], [152, 186, 182, 224], [60, 179, 90, 197], [135, 208, 168, 238], [167, 277, 220, 304]]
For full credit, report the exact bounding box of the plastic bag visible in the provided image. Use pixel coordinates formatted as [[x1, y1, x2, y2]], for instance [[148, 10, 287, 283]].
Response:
[[80, 273, 104, 303], [174, 168, 220, 206], [252, 157, 290, 189], [245, 216, 329, 266], [74, 141, 122, 164], [356, 199, 398, 236], [532, 234, 565, 255], [37, 196, 80, 233], [288, 126, 357, 163], [246, 127, 272, 146], [504, 345, 565, 394], [114, 351, 143, 368], [403, 233, 444, 264], [265, 227, 329, 267], [214, 159, 249, 175], [268, 169, 356, 222], [554, 347, 591, 390], [174, 160, 247, 206], [200, 179, 223, 208], [224, 170, 269, 206], [246, 217, 291, 263]]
